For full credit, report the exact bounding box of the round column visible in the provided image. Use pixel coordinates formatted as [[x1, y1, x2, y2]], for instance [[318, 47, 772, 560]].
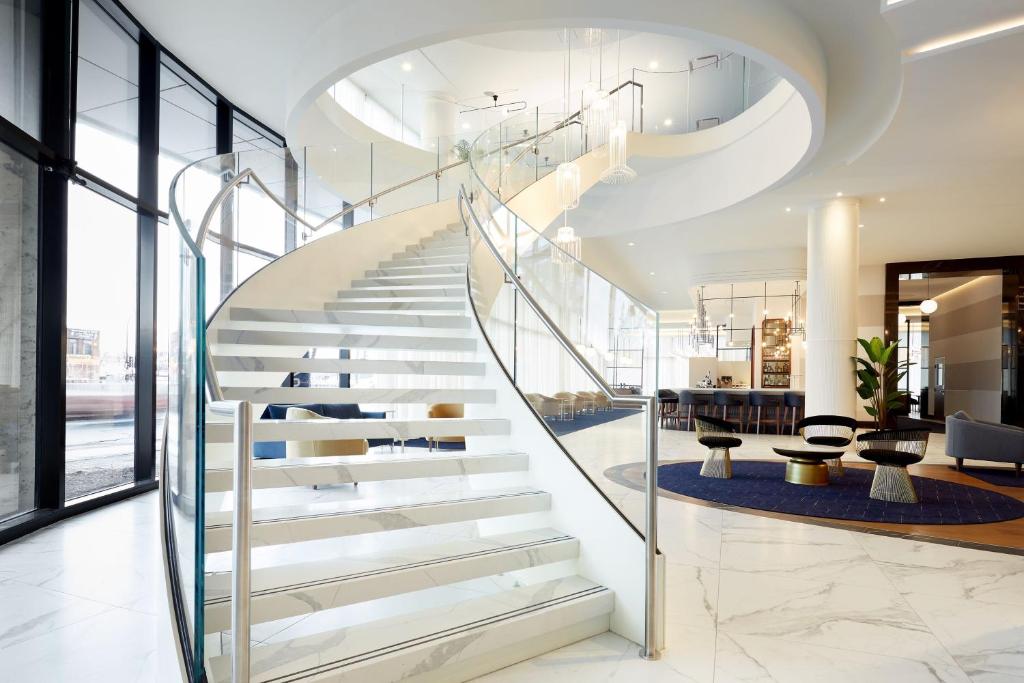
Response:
[[420, 91, 456, 145], [805, 197, 860, 417]]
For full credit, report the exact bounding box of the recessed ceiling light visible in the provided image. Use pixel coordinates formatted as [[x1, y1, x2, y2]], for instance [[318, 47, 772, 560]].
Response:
[[663, 118, 673, 127], [649, 271, 655, 276], [627, 241, 635, 246], [785, 207, 792, 212], [835, 191, 844, 197], [648, 60, 659, 69], [879, 196, 887, 203], [401, 61, 413, 72], [905, 15, 1024, 58], [661, 290, 668, 295], [461, 122, 470, 130], [858, 223, 865, 228]]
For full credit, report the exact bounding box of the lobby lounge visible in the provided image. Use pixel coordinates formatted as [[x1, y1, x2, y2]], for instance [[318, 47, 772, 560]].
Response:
[[1, 1, 1023, 682]]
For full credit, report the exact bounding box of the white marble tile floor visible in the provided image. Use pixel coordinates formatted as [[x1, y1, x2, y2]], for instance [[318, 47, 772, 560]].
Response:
[[0, 424, 1022, 682]]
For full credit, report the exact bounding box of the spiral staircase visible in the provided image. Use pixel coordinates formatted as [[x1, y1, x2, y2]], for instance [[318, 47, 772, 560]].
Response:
[[161, 62, 791, 680]]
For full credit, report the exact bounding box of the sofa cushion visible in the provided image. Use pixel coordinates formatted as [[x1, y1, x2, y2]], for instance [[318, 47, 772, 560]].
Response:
[[254, 403, 381, 458]]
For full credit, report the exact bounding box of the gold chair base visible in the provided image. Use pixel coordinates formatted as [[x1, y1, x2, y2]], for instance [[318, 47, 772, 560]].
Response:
[[700, 448, 732, 479], [869, 464, 918, 503], [785, 458, 829, 486]]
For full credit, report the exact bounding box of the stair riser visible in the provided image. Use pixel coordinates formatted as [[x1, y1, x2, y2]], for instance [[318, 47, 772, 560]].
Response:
[[219, 387, 496, 405], [350, 276, 465, 288], [203, 538, 579, 633], [212, 356, 485, 376], [336, 288, 465, 299], [335, 611, 611, 683], [205, 418, 511, 444], [215, 329, 475, 351], [324, 301, 465, 311], [204, 492, 552, 552], [205, 453, 529, 492], [379, 257, 467, 268], [228, 308, 469, 329], [365, 266, 465, 277]]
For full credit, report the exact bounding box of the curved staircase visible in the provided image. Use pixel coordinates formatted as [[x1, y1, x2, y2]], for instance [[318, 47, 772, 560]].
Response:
[[197, 224, 617, 681]]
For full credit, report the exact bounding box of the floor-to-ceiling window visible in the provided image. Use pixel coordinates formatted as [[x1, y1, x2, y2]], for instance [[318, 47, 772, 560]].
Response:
[[0, 0, 284, 541], [0, 140, 38, 521], [64, 184, 138, 500]]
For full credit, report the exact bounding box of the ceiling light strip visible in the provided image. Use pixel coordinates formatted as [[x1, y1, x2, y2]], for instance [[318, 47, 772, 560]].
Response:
[[904, 15, 1024, 60]]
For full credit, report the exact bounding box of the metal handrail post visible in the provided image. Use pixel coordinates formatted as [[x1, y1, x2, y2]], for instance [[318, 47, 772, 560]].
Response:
[[231, 400, 253, 683]]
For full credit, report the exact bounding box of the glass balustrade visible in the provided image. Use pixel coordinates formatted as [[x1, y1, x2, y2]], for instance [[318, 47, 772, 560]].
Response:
[[160, 54, 785, 674]]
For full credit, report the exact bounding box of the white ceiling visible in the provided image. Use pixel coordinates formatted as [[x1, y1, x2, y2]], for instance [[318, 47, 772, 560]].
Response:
[[344, 29, 756, 136], [584, 11, 1024, 310], [119, 0, 1024, 314]]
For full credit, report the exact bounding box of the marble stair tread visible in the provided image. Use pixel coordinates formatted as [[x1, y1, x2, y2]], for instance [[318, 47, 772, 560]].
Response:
[[219, 386, 496, 405], [324, 300, 465, 311], [215, 329, 475, 352], [212, 356, 486, 376], [203, 488, 552, 552], [202, 528, 579, 632], [204, 451, 529, 492], [350, 275, 466, 288], [335, 287, 465, 300], [403, 246, 469, 257], [379, 256, 468, 268], [365, 265, 466, 276], [207, 576, 611, 683], [228, 307, 470, 329], [205, 417, 511, 444]]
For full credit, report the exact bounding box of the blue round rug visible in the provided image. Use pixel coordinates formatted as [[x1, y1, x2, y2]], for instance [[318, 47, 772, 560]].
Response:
[[658, 461, 1024, 525]]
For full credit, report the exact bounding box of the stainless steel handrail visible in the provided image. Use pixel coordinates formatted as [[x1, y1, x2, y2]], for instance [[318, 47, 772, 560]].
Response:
[[458, 187, 659, 659]]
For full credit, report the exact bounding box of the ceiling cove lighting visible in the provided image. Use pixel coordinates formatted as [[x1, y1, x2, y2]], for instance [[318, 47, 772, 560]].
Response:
[[905, 15, 1024, 58]]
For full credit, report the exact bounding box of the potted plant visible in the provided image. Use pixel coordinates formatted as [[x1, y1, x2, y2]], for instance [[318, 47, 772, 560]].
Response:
[[852, 336, 913, 429]]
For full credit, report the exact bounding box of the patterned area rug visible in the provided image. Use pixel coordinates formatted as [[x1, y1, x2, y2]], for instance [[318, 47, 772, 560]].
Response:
[[548, 408, 639, 437], [657, 460, 1024, 525]]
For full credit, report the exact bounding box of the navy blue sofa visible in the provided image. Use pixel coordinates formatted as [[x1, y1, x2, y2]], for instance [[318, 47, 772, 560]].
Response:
[[254, 403, 389, 459]]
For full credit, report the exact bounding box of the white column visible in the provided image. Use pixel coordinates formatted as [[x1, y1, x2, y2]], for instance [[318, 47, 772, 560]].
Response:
[[420, 91, 456, 146], [806, 197, 859, 417]]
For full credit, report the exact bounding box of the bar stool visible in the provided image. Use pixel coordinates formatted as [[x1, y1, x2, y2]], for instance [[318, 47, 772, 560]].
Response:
[[658, 389, 680, 429], [678, 390, 710, 431], [747, 391, 784, 434], [714, 391, 746, 428], [782, 391, 805, 435]]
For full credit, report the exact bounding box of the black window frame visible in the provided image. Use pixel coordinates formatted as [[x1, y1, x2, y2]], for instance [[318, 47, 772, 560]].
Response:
[[0, 0, 285, 544]]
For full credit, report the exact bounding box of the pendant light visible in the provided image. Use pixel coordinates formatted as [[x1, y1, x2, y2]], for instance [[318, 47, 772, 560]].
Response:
[[557, 28, 582, 210], [553, 222, 582, 264], [919, 273, 939, 315], [600, 30, 636, 184]]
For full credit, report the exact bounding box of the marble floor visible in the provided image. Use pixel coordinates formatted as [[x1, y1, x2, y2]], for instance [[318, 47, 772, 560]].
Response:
[[1, 426, 1023, 682]]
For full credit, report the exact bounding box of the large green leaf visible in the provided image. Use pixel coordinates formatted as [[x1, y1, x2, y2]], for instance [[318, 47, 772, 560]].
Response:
[[864, 406, 878, 417], [857, 384, 875, 400], [857, 338, 874, 358], [869, 337, 885, 362], [858, 369, 880, 391]]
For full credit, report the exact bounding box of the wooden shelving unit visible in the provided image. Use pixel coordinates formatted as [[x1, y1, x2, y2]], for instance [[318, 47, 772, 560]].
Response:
[[761, 318, 792, 388]]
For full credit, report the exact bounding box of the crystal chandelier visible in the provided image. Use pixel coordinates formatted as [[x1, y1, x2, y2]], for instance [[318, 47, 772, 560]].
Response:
[[600, 120, 637, 184], [553, 225, 582, 264], [555, 161, 581, 210]]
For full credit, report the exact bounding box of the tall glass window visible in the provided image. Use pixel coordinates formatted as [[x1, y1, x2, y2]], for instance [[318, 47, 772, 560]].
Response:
[[75, 0, 139, 194], [0, 141, 38, 521], [0, 0, 41, 138], [158, 61, 217, 211], [65, 184, 137, 501]]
